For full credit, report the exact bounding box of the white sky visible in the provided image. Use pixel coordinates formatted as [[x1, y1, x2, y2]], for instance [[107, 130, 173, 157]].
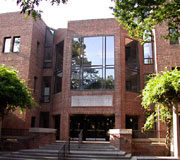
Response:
[[0, 0, 115, 29]]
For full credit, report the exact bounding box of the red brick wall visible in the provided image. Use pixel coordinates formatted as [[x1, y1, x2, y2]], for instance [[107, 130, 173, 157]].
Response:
[[51, 19, 148, 139], [0, 12, 46, 129]]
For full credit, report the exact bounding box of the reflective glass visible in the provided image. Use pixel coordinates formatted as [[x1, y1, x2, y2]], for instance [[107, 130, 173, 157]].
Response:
[[83, 68, 102, 89], [126, 68, 140, 92], [125, 38, 140, 92], [72, 38, 82, 67], [106, 36, 114, 65], [125, 38, 139, 67], [4, 38, 11, 53], [143, 43, 152, 58], [13, 37, 20, 52], [71, 36, 115, 90], [105, 68, 114, 89], [83, 37, 102, 66], [71, 69, 80, 89]]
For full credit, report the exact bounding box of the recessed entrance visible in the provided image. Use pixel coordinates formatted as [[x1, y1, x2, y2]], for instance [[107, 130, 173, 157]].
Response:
[[70, 114, 115, 141]]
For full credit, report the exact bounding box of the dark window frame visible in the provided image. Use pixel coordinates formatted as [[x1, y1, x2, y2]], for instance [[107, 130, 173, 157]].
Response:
[[3, 37, 11, 53]]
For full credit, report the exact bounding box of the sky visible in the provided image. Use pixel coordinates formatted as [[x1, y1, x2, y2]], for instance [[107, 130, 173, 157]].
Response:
[[0, 0, 115, 29]]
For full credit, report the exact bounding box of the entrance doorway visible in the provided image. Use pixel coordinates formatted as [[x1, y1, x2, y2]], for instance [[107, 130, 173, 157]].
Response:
[[39, 112, 49, 128], [70, 115, 115, 141]]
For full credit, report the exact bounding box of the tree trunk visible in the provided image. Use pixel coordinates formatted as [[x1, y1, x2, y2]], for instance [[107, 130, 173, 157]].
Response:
[[173, 103, 180, 158]]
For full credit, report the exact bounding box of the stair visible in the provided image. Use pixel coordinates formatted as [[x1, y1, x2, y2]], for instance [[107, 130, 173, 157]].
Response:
[[0, 141, 131, 160], [68, 141, 131, 160]]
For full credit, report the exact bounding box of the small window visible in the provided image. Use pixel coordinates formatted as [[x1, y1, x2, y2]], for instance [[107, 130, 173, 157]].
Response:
[[31, 117, 36, 128], [36, 42, 40, 56], [13, 37, 21, 52], [3, 37, 11, 53], [169, 28, 179, 45], [33, 76, 38, 93], [143, 43, 153, 64]]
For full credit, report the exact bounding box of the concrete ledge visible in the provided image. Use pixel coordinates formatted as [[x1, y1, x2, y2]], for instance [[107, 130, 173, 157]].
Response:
[[29, 128, 56, 133], [109, 129, 132, 134], [132, 138, 166, 143]]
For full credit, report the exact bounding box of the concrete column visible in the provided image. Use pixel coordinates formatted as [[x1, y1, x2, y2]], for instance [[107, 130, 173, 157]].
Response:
[[173, 103, 180, 158]]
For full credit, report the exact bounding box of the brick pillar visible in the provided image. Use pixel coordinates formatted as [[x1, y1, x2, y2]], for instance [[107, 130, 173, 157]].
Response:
[[60, 112, 69, 140], [109, 129, 132, 154]]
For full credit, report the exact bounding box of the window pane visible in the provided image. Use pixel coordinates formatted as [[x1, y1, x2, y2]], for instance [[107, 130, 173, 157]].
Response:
[[36, 42, 40, 56], [13, 37, 20, 52], [83, 37, 102, 66], [106, 36, 114, 65], [105, 68, 114, 89], [125, 38, 139, 67], [126, 68, 140, 92], [71, 36, 115, 90], [55, 41, 64, 71], [72, 38, 82, 67], [83, 68, 102, 89], [4, 38, 11, 53], [125, 38, 140, 92], [71, 69, 80, 89], [144, 43, 152, 58], [143, 43, 153, 64]]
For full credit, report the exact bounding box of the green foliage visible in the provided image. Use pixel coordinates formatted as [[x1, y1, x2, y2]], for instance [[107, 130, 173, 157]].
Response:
[[141, 68, 180, 130], [113, 0, 180, 43], [0, 65, 36, 118], [17, 0, 68, 19]]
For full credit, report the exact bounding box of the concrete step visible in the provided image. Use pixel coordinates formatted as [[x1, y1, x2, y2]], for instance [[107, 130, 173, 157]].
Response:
[[0, 154, 57, 160], [0, 141, 131, 160], [68, 154, 131, 159], [70, 150, 126, 156]]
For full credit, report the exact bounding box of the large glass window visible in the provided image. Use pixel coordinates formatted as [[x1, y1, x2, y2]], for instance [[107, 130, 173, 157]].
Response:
[[71, 36, 114, 90], [54, 41, 64, 94], [125, 38, 140, 92]]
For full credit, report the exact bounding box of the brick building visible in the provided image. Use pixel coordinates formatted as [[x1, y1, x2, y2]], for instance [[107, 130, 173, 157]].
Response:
[[0, 12, 179, 141]]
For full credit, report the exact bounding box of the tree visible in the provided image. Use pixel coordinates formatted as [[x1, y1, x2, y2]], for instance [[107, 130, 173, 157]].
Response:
[[113, 0, 180, 43], [16, 0, 68, 18], [0, 65, 36, 138], [141, 68, 180, 155]]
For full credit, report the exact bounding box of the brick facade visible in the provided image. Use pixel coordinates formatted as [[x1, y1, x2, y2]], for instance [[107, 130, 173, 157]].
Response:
[[0, 12, 179, 147]]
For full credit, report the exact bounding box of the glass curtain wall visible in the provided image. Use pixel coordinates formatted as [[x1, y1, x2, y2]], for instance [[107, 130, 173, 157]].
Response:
[[71, 36, 114, 90]]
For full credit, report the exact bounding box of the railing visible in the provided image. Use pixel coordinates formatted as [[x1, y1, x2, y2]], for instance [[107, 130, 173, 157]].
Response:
[[58, 138, 70, 160], [78, 129, 83, 148], [132, 130, 166, 138]]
